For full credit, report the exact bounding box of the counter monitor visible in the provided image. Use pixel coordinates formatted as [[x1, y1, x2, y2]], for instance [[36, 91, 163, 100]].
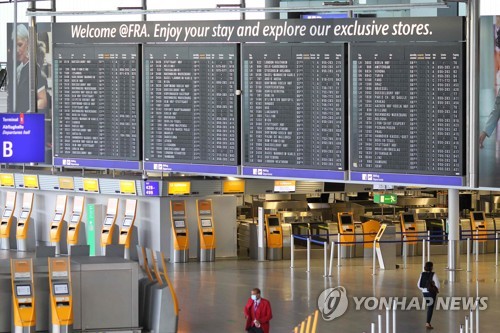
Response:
[[402, 213, 415, 223], [201, 219, 212, 228], [174, 220, 186, 228], [268, 217, 280, 227], [53, 213, 62, 222], [71, 215, 79, 223], [104, 216, 114, 226], [16, 285, 32, 297], [3, 209, 12, 218], [473, 212, 485, 221], [20, 211, 29, 219], [340, 215, 353, 225], [53, 283, 69, 295], [123, 218, 132, 227]]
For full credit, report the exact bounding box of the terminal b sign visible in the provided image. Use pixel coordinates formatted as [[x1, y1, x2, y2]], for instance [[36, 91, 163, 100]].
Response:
[[373, 194, 398, 205]]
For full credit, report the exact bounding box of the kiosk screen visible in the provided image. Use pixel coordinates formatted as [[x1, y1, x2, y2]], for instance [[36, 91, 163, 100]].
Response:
[[175, 220, 185, 228], [3, 209, 12, 218], [268, 217, 280, 227], [123, 218, 132, 227], [473, 212, 484, 221], [340, 215, 353, 225], [403, 214, 415, 223], [104, 216, 114, 226], [71, 215, 80, 223], [53, 283, 69, 295], [53, 213, 62, 222], [20, 211, 29, 219], [16, 285, 32, 297], [201, 219, 212, 227]]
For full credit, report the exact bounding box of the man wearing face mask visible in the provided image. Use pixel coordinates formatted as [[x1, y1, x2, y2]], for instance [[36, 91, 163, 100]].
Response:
[[244, 288, 273, 333]]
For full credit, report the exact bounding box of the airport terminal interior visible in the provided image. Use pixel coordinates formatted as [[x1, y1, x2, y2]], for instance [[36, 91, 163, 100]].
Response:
[[1, 0, 500, 332]]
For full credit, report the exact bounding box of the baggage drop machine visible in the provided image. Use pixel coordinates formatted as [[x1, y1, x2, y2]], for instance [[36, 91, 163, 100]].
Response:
[[0, 191, 17, 250], [16, 193, 35, 252], [196, 199, 216, 262], [337, 212, 355, 258], [170, 200, 189, 263], [48, 257, 73, 333], [11, 258, 36, 333], [265, 214, 283, 261]]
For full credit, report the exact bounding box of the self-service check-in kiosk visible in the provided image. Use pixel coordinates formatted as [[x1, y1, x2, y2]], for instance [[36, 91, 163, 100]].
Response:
[[337, 212, 355, 258], [16, 193, 35, 252], [471, 211, 489, 253], [48, 257, 73, 333], [265, 214, 282, 261], [67, 196, 85, 255], [100, 198, 119, 256], [50, 195, 68, 255], [196, 199, 216, 262], [11, 259, 36, 333], [119, 199, 138, 260], [401, 212, 419, 256], [0, 191, 17, 250], [170, 200, 189, 263]]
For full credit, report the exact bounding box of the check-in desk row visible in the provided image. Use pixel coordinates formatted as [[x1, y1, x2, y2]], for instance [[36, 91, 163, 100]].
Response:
[[0, 254, 139, 332], [460, 212, 498, 253], [0, 193, 139, 259]]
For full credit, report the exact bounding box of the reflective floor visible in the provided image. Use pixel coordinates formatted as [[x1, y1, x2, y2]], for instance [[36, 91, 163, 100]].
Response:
[[168, 252, 500, 333]]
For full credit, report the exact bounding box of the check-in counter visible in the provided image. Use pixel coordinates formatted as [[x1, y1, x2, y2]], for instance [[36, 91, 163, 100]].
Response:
[[0, 254, 139, 333]]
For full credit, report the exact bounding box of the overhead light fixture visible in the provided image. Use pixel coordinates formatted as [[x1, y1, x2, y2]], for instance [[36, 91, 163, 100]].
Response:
[[323, 1, 352, 6], [25, 2, 449, 16]]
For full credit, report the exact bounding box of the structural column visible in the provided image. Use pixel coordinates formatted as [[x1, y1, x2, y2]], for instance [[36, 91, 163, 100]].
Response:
[[448, 189, 461, 282]]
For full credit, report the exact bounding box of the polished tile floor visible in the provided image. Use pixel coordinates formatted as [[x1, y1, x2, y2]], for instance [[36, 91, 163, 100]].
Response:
[[168, 252, 500, 333]]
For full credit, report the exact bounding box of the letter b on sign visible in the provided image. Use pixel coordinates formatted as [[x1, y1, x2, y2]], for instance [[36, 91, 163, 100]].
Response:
[[3, 142, 13, 157]]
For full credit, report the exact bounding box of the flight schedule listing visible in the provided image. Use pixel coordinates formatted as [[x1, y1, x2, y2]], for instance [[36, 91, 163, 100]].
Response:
[[242, 44, 345, 173], [350, 43, 464, 177], [53, 45, 140, 161], [144, 45, 238, 167]]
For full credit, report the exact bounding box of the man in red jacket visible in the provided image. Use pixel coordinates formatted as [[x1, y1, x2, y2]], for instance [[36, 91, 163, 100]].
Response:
[[244, 288, 273, 333]]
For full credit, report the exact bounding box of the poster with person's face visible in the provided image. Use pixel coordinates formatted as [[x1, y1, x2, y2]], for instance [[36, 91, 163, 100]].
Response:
[[6, 23, 52, 164]]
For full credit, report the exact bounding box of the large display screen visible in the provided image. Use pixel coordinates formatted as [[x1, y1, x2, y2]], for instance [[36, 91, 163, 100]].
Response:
[[350, 43, 464, 178], [242, 44, 346, 177], [53, 283, 69, 295], [53, 45, 140, 162], [143, 45, 238, 171], [16, 285, 32, 297]]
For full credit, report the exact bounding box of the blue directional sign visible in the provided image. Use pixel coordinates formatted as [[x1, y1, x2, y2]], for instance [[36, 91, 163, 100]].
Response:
[[0, 113, 45, 163], [144, 181, 160, 197]]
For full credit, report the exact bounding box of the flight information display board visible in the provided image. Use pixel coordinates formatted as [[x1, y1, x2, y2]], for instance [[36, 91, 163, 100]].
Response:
[[53, 45, 140, 170], [143, 45, 238, 175], [350, 43, 465, 186], [241, 44, 346, 180]]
